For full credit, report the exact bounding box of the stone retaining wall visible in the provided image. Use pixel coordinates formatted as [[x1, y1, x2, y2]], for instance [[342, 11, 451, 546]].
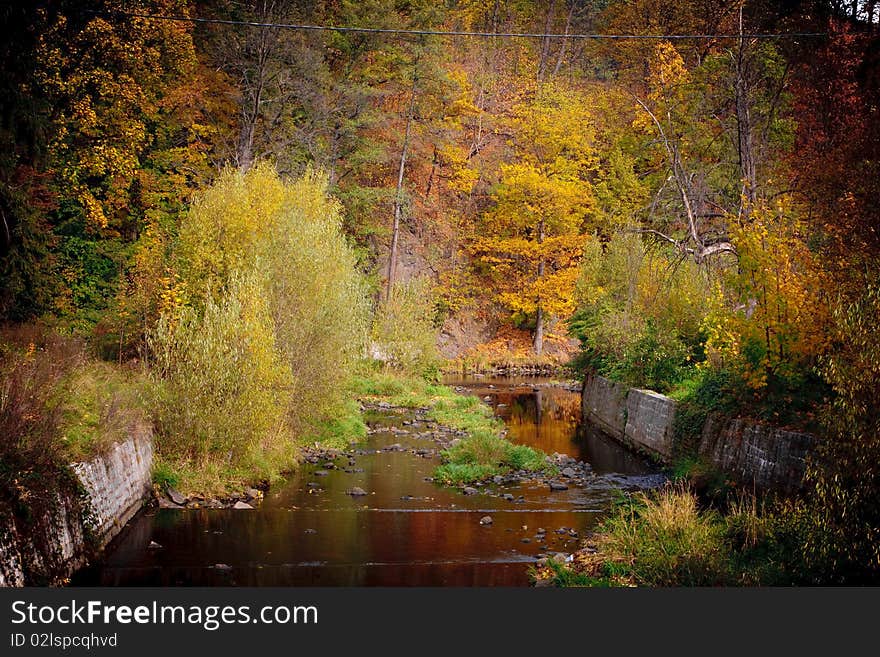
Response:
[[698, 414, 816, 496], [624, 389, 677, 460], [580, 373, 816, 493], [581, 374, 628, 438], [0, 424, 153, 586]]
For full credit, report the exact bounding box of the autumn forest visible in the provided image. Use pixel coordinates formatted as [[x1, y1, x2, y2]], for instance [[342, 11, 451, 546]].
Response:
[[2, 0, 880, 586]]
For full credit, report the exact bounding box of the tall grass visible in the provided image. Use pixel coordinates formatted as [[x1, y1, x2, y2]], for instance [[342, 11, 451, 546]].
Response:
[[600, 485, 729, 586], [542, 483, 817, 587]]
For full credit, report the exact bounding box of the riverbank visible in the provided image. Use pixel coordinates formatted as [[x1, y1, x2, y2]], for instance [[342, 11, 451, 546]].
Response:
[[531, 484, 815, 587], [149, 371, 561, 509], [75, 375, 662, 587], [527, 371, 828, 587]]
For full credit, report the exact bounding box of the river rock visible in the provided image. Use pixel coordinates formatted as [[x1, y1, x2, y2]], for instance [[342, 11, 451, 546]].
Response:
[[314, 470, 329, 476], [561, 467, 576, 478], [244, 487, 262, 500], [462, 486, 479, 495], [549, 481, 569, 491], [148, 540, 162, 549], [233, 501, 254, 510], [165, 486, 187, 506], [479, 515, 493, 525], [347, 487, 368, 496]]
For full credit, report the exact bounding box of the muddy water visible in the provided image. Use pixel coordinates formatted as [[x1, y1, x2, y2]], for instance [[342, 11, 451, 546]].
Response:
[[75, 377, 662, 586]]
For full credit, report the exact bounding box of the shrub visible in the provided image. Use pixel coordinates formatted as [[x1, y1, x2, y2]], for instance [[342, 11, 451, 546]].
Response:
[[370, 277, 440, 376], [148, 165, 369, 493], [149, 273, 293, 488], [573, 232, 712, 391], [0, 329, 82, 500]]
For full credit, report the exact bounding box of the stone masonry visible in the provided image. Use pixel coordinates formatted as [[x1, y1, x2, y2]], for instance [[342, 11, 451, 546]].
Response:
[[580, 372, 816, 493], [0, 424, 153, 586]]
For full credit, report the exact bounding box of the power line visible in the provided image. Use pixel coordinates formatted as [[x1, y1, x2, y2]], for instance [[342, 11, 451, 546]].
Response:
[[87, 10, 828, 41]]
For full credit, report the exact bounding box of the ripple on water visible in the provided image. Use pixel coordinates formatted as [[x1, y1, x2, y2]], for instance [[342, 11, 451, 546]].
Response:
[[73, 376, 663, 587]]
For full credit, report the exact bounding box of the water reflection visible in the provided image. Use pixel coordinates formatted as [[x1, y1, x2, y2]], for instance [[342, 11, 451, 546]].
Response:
[[74, 377, 660, 587]]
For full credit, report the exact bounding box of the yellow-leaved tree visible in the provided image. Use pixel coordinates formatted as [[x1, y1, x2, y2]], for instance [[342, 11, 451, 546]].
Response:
[[471, 83, 597, 355], [701, 201, 830, 389]]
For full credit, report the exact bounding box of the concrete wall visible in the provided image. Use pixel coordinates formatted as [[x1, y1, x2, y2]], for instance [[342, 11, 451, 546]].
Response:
[[0, 424, 153, 586], [580, 373, 816, 493]]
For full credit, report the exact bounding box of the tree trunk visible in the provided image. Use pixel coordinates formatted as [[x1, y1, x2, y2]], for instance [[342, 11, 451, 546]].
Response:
[[536, 0, 557, 83], [552, 1, 575, 77], [534, 219, 545, 356], [386, 68, 418, 301], [236, 3, 278, 171], [735, 6, 757, 215]]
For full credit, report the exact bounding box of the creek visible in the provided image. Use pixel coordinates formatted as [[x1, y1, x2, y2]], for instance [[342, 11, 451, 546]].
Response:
[[74, 376, 663, 586]]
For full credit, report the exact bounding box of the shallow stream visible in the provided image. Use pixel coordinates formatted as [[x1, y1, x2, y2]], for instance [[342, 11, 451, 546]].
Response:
[[75, 376, 662, 586]]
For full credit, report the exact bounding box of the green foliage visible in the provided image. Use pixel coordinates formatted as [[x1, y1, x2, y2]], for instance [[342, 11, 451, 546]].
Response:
[[0, 325, 148, 548], [57, 361, 147, 462], [0, 174, 56, 321], [532, 557, 614, 588], [598, 487, 730, 586], [303, 399, 368, 451], [371, 277, 440, 376], [572, 232, 711, 392], [804, 281, 880, 583], [433, 462, 498, 486], [151, 458, 179, 490], [549, 486, 816, 587], [436, 428, 552, 485], [669, 368, 746, 454], [427, 395, 501, 436], [0, 329, 81, 500], [149, 273, 294, 491]]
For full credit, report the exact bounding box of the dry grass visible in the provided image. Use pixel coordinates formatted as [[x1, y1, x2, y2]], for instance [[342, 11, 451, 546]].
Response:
[[1, 325, 148, 505], [1, 326, 84, 495]]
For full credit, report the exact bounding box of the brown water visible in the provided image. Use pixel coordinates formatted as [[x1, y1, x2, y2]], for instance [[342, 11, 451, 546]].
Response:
[[74, 376, 663, 586]]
